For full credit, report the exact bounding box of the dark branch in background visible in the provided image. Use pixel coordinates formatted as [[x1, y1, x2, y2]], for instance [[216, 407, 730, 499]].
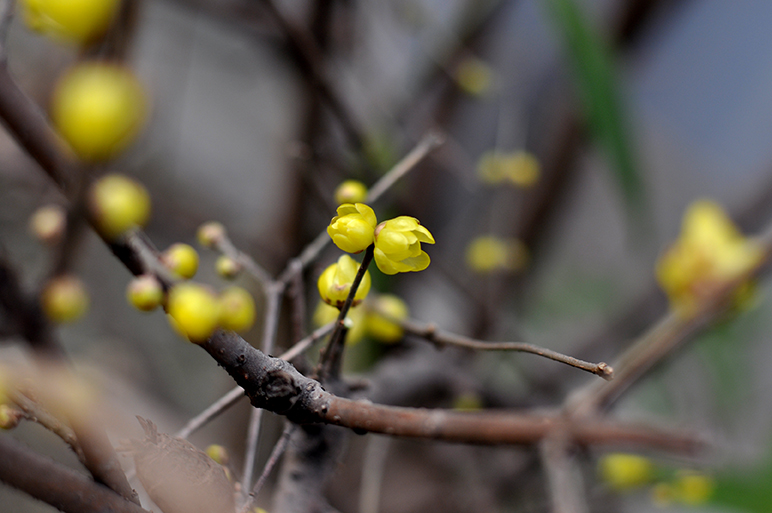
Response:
[[201, 329, 702, 451], [0, 435, 150, 513]]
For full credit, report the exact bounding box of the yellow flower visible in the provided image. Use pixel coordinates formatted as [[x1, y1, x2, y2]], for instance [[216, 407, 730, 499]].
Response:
[[167, 283, 220, 343], [126, 275, 163, 312], [656, 200, 763, 316], [218, 286, 256, 333], [365, 294, 409, 343], [672, 471, 714, 506], [373, 217, 435, 275], [21, 0, 120, 45], [41, 275, 89, 323], [477, 150, 540, 187], [334, 180, 368, 205], [317, 255, 372, 308], [88, 174, 151, 239], [465, 236, 529, 273], [455, 57, 494, 97], [599, 453, 654, 491], [161, 243, 199, 279], [313, 301, 366, 345], [327, 203, 377, 253]]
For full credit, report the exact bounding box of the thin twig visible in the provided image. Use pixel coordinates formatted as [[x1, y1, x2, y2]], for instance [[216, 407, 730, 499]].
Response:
[[214, 233, 273, 287], [240, 282, 284, 501], [10, 390, 85, 463], [317, 245, 374, 380], [398, 317, 613, 379], [242, 423, 296, 512], [358, 435, 391, 513], [0, 0, 15, 63]]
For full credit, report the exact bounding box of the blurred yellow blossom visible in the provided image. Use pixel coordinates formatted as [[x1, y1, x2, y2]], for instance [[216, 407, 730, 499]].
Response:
[[477, 150, 540, 187], [328, 203, 377, 254], [599, 453, 654, 491], [365, 294, 409, 343], [313, 301, 366, 345], [334, 180, 368, 205], [466, 236, 528, 273], [656, 200, 763, 316], [455, 57, 494, 96], [317, 255, 372, 308], [672, 471, 714, 505], [373, 217, 435, 275]]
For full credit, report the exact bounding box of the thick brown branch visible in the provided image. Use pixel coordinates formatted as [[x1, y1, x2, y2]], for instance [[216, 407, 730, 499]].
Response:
[[0, 435, 150, 513], [201, 330, 702, 451]]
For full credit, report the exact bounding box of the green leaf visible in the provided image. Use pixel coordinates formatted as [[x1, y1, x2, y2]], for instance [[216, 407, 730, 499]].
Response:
[[545, 0, 645, 218]]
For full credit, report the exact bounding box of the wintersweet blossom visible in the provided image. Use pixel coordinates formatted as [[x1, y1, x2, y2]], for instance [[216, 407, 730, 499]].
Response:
[[327, 203, 377, 253], [317, 254, 372, 308], [656, 200, 762, 316], [373, 217, 435, 275]]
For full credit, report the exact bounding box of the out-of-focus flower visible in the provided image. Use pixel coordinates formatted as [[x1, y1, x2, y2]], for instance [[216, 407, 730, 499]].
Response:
[[313, 301, 366, 345], [599, 453, 654, 491], [455, 57, 494, 97], [205, 444, 229, 466], [218, 286, 256, 333], [41, 275, 89, 323], [465, 236, 528, 273], [88, 174, 151, 239], [197, 222, 226, 248], [161, 243, 199, 280], [126, 275, 163, 312], [334, 180, 368, 205], [672, 471, 714, 506], [21, 0, 120, 45], [656, 200, 763, 316], [452, 391, 484, 411], [364, 294, 409, 343], [373, 217, 435, 275], [328, 203, 377, 254], [477, 150, 540, 187], [29, 204, 66, 245], [318, 255, 372, 308]]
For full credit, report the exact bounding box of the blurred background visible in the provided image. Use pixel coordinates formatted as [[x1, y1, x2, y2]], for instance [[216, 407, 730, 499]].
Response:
[[3, 0, 772, 511]]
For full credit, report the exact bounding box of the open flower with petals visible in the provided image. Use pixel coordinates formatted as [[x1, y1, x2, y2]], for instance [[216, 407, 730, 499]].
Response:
[[656, 200, 763, 316], [327, 203, 377, 253], [318, 254, 372, 308], [373, 217, 435, 275]]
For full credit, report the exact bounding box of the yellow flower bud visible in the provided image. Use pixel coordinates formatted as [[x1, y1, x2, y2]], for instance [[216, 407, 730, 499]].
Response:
[[313, 301, 366, 345], [365, 294, 408, 343], [126, 275, 163, 312], [88, 174, 151, 239], [477, 150, 540, 187], [656, 200, 762, 316], [465, 236, 528, 273], [673, 471, 714, 505], [20, 0, 120, 45], [373, 217, 435, 275], [334, 180, 368, 205], [455, 57, 494, 97], [0, 404, 22, 430], [197, 222, 226, 248], [598, 453, 654, 491], [167, 283, 220, 343], [205, 444, 229, 466], [161, 243, 199, 279], [452, 392, 484, 411], [41, 275, 89, 324], [317, 255, 372, 308], [218, 286, 256, 333], [29, 204, 67, 245], [52, 63, 147, 162], [215, 255, 242, 279], [327, 203, 377, 254]]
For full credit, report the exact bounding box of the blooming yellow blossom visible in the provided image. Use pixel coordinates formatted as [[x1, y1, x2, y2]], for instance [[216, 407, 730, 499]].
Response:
[[373, 217, 435, 275], [599, 453, 654, 491], [465, 236, 528, 273], [317, 255, 372, 308], [365, 294, 409, 343], [477, 150, 540, 187], [656, 200, 762, 316], [327, 203, 377, 253], [313, 301, 366, 345]]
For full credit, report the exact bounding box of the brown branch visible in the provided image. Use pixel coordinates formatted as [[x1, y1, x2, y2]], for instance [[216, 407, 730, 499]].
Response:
[[9, 391, 85, 463], [200, 329, 702, 451], [398, 317, 613, 379], [0, 435, 150, 513]]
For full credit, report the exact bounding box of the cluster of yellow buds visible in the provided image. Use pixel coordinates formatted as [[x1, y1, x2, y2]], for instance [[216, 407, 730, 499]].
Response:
[[327, 203, 435, 275], [477, 150, 540, 187], [599, 453, 714, 507], [656, 200, 763, 317], [313, 293, 410, 345], [166, 283, 256, 343]]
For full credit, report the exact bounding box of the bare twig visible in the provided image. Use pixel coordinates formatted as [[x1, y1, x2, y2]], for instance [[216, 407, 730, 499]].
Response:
[[0, 435, 150, 513], [243, 423, 296, 512], [540, 432, 588, 513], [213, 232, 273, 288], [10, 391, 85, 463], [398, 317, 613, 379]]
